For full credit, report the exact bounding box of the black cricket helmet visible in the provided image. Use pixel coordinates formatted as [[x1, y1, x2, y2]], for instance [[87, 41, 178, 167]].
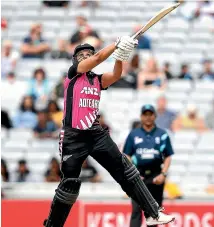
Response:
[[73, 43, 95, 59]]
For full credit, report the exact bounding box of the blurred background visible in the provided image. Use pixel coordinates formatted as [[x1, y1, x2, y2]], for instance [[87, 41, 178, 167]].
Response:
[[1, 0, 214, 226]]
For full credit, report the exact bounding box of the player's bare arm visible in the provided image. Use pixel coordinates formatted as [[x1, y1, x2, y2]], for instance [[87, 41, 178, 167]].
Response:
[[77, 36, 138, 73], [101, 60, 123, 88], [77, 43, 116, 73]]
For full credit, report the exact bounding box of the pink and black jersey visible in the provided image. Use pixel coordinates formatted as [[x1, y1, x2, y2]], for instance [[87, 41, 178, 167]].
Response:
[[63, 61, 105, 130]]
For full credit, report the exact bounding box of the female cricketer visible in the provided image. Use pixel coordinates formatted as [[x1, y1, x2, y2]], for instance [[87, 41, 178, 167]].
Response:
[[44, 36, 175, 226]]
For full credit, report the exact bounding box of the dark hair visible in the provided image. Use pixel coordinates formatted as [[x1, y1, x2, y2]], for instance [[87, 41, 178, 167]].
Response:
[[1, 159, 10, 182], [50, 157, 59, 165], [47, 100, 61, 112], [19, 96, 37, 113], [46, 157, 61, 178], [18, 159, 27, 165], [164, 62, 170, 67], [17, 159, 30, 174], [132, 121, 141, 130], [33, 68, 46, 80], [49, 157, 60, 173], [181, 64, 188, 70]]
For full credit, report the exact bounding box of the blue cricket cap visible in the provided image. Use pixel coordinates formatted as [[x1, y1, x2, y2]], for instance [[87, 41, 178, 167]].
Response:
[[141, 104, 156, 115]]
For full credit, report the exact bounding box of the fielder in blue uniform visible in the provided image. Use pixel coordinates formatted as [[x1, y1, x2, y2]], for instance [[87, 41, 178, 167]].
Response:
[[123, 104, 174, 227]]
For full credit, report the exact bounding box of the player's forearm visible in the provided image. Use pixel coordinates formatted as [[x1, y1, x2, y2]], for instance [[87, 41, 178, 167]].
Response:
[[113, 60, 123, 79], [94, 43, 116, 64], [77, 43, 116, 73], [162, 156, 171, 173], [101, 61, 122, 88]]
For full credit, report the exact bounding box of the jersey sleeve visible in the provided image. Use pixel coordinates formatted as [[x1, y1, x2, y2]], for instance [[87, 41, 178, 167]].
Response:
[[161, 132, 174, 158], [97, 74, 108, 90], [123, 133, 135, 156], [68, 61, 79, 79]]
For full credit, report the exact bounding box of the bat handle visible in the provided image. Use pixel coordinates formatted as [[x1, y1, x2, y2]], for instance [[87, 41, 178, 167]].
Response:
[[131, 32, 141, 40]]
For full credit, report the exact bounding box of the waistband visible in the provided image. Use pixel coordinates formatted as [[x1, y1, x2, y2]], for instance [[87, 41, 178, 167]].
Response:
[[63, 124, 102, 133], [138, 166, 162, 176]]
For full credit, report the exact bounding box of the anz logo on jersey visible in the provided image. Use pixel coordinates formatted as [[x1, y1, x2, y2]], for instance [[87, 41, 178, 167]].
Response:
[[80, 87, 100, 96]]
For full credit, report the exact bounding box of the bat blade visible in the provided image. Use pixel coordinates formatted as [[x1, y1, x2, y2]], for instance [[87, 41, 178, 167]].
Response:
[[132, 2, 181, 39]]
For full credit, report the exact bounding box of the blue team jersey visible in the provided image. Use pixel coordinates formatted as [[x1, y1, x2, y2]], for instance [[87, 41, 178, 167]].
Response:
[[123, 126, 174, 169]]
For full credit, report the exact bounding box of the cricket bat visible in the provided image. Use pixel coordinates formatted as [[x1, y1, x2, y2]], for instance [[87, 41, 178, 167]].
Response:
[[132, 2, 181, 40]]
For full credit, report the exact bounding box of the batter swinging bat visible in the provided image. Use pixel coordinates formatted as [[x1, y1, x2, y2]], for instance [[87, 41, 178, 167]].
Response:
[[132, 2, 181, 40]]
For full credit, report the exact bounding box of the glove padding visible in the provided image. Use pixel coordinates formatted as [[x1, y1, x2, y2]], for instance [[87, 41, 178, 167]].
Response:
[[115, 36, 138, 52], [112, 48, 132, 61]]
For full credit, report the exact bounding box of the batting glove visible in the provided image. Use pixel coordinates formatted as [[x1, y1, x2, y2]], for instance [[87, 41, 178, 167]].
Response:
[[115, 36, 138, 52], [112, 48, 131, 61]]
